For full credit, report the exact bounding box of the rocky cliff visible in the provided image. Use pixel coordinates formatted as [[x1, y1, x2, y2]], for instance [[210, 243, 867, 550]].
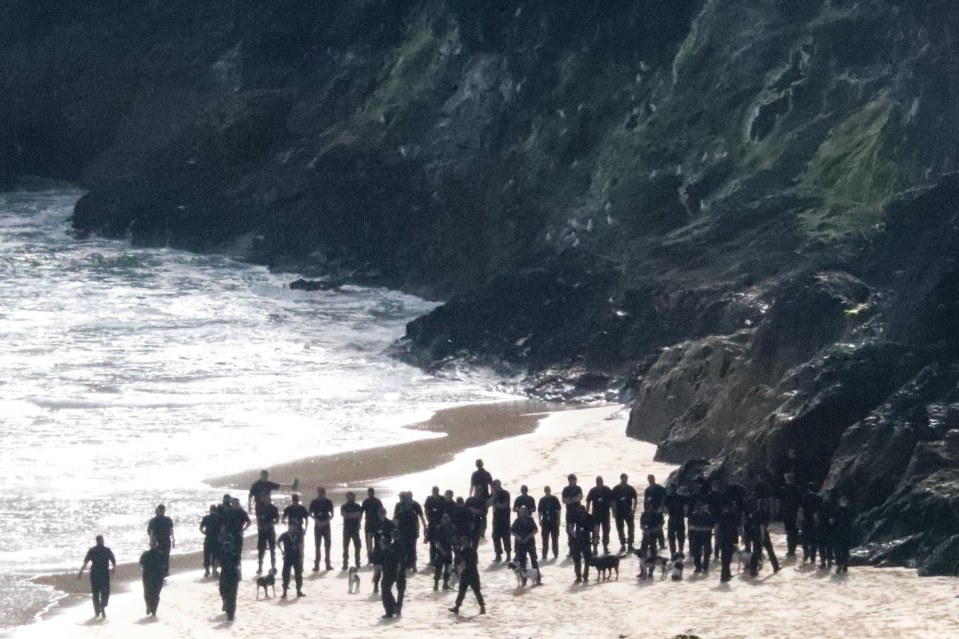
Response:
[[3, 1, 959, 574]]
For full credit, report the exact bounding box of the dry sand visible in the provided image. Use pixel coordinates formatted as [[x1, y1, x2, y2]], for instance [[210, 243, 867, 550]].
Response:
[[14, 406, 959, 639]]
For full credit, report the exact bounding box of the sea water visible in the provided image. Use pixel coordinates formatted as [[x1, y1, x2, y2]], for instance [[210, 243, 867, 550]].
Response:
[[0, 189, 508, 629]]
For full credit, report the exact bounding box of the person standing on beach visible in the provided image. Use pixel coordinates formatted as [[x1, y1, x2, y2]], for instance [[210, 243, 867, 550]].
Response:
[[218, 529, 242, 621], [469, 459, 493, 538], [570, 507, 594, 584], [77, 534, 116, 619], [490, 479, 512, 562], [424, 485, 447, 566], [449, 536, 485, 616], [513, 485, 535, 515], [362, 487, 384, 565], [716, 500, 742, 583], [511, 505, 540, 573], [247, 469, 296, 515], [394, 491, 427, 571], [537, 485, 561, 560], [664, 486, 688, 557], [255, 495, 279, 575], [777, 472, 803, 557], [380, 538, 407, 619], [586, 476, 613, 556], [687, 500, 714, 573], [611, 473, 638, 553], [277, 521, 306, 598], [341, 491, 364, 570], [200, 504, 221, 578], [371, 506, 395, 594], [432, 513, 456, 590], [147, 504, 175, 577], [140, 537, 165, 617], [831, 496, 854, 574], [561, 474, 583, 557], [464, 493, 487, 546], [219, 496, 251, 552], [309, 487, 334, 571], [282, 492, 310, 533], [800, 482, 823, 564], [644, 475, 667, 550]]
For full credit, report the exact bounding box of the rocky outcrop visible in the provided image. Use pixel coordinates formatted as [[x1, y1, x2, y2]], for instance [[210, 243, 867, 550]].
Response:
[[4, 1, 959, 572]]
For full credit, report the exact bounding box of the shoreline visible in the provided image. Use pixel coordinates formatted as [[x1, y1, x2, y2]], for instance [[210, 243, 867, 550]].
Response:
[[27, 399, 564, 624]]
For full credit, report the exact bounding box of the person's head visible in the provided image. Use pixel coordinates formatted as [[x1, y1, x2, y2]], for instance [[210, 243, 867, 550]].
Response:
[[209, 504, 217, 514], [291, 493, 300, 503], [492, 479, 502, 491], [444, 489, 454, 500], [156, 504, 166, 516], [317, 486, 326, 497], [784, 472, 795, 485], [595, 476, 604, 487], [567, 474, 577, 486], [647, 474, 656, 486], [259, 470, 269, 481], [377, 507, 387, 520], [222, 493, 232, 505], [346, 491, 356, 503], [367, 487, 375, 497], [231, 497, 241, 508], [517, 506, 529, 518], [520, 485, 528, 494], [619, 473, 628, 485], [475, 459, 484, 469], [544, 486, 552, 495], [95, 534, 104, 546], [431, 485, 440, 496], [456, 497, 464, 505]]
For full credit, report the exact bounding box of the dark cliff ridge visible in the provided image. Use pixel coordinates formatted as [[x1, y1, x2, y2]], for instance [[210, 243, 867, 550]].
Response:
[[3, 1, 959, 574]]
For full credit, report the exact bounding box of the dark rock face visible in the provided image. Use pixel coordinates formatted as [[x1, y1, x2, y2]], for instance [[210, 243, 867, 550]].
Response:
[[4, 2, 959, 573]]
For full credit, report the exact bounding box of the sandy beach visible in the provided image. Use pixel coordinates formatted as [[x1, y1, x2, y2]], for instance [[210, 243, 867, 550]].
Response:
[[13, 405, 959, 639]]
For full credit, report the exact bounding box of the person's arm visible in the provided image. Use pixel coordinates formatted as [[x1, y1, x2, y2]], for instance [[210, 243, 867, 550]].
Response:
[[109, 550, 116, 574], [77, 558, 89, 580], [170, 521, 176, 549]]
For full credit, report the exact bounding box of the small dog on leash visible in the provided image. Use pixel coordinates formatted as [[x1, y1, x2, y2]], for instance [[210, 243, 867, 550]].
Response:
[[635, 547, 668, 580], [256, 569, 276, 599], [348, 566, 361, 594], [506, 562, 541, 587], [735, 548, 762, 574], [588, 554, 620, 581], [670, 553, 685, 581]]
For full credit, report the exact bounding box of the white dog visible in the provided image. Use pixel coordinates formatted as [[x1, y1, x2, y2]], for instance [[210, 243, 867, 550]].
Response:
[[506, 561, 541, 587], [347, 566, 361, 594], [735, 548, 763, 574]]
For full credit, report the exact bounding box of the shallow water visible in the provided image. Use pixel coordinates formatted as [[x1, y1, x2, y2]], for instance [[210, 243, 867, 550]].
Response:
[[0, 190, 508, 629]]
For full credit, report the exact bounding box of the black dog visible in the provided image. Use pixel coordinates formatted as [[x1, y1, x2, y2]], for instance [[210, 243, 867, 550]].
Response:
[[256, 569, 276, 600], [588, 554, 620, 581]]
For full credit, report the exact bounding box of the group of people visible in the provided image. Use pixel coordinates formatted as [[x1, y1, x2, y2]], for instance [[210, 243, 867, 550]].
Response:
[[76, 459, 855, 623]]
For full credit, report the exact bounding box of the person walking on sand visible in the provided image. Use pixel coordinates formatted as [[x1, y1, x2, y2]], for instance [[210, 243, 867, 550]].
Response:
[[341, 491, 364, 570], [309, 486, 334, 571], [140, 537, 165, 617], [537, 485, 562, 559], [218, 532, 242, 621], [200, 504, 221, 578], [449, 536, 485, 616], [277, 521, 306, 598], [255, 495, 279, 575], [147, 504, 175, 577], [380, 537, 407, 619], [561, 474, 583, 557], [77, 534, 116, 619], [611, 473, 638, 553], [362, 487, 385, 565]]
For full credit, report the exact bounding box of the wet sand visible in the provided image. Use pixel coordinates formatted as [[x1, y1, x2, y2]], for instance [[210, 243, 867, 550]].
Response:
[[31, 400, 560, 609]]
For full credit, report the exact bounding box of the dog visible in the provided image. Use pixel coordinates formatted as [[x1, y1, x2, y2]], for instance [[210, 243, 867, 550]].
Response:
[[634, 547, 669, 581], [670, 552, 685, 581], [348, 566, 361, 594], [447, 564, 460, 591], [506, 561, 541, 587], [256, 569, 276, 600], [588, 554, 620, 581], [734, 548, 763, 574]]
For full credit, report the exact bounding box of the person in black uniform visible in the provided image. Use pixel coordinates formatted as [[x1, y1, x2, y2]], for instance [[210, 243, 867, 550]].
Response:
[[716, 500, 741, 583], [432, 513, 456, 590], [394, 491, 425, 572], [424, 485, 447, 566], [341, 491, 364, 570], [611, 473, 638, 553], [800, 482, 822, 564], [77, 534, 116, 619], [644, 475, 667, 550], [490, 480, 512, 562], [706, 480, 728, 561], [450, 496, 473, 540], [255, 495, 279, 575], [219, 496, 250, 553], [818, 490, 836, 570], [664, 487, 688, 556], [380, 537, 407, 618], [218, 531, 242, 621], [469, 459, 493, 538], [361, 487, 384, 565], [309, 486, 334, 571], [449, 536, 485, 616], [511, 505, 540, 572], [586, 476, 614, 555], [247, 470, 295, 515], [831, 496, 854, 574], [638, 500, 665, 559], [200, 504, 221, 578], [561, 474, 584, 557], [687, 500, 714, 573], [570, 507, 594, 583], [744, 482, 780, 576], [140, 537, 166, 616], [537, 486, 562, 560], [513, 485, 536, 515], [777, 472, 803, 557], [277, 522, 306, 598], [464, 493, 487, 547], [147, 504, 175, 577], [282, 493, 310, 532], [371, 507, 395, 595]]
